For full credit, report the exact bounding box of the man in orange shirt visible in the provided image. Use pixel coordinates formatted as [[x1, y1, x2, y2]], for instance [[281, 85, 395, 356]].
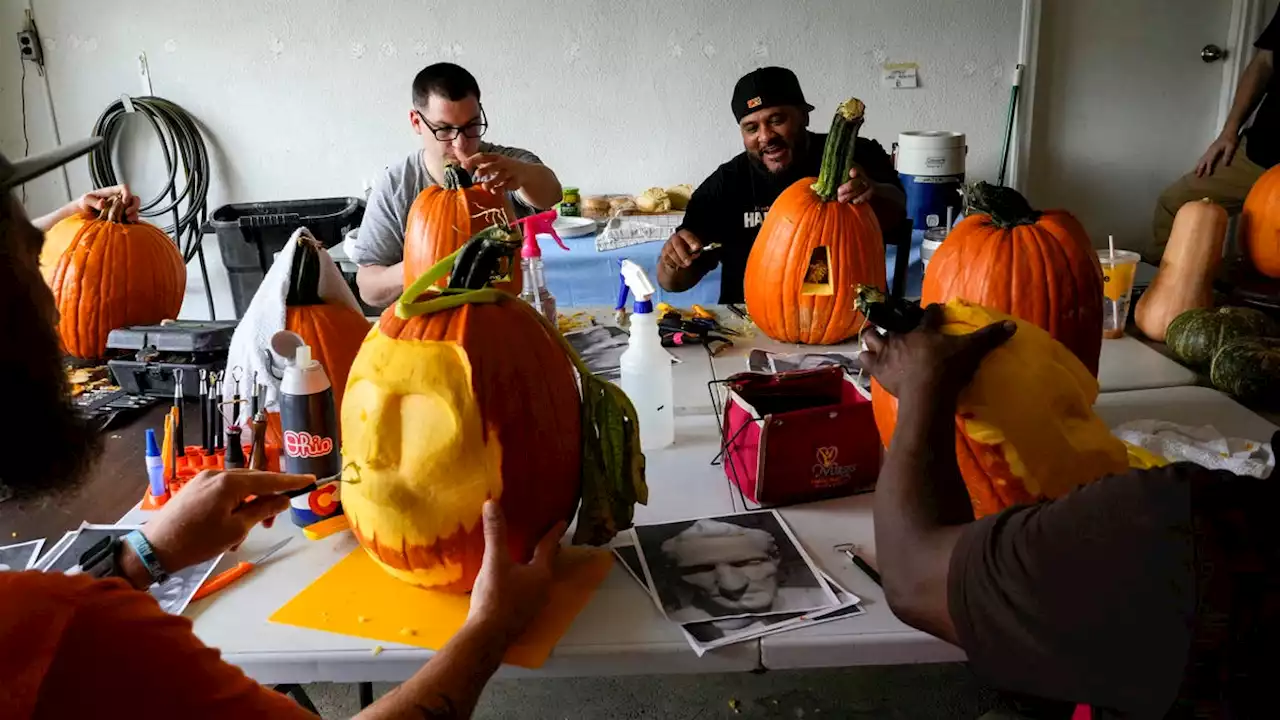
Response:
[[1, 140, 562, 719]]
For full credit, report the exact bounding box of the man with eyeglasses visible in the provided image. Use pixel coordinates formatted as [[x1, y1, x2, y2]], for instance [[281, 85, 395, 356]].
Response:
[[350, 62, 562, 307]]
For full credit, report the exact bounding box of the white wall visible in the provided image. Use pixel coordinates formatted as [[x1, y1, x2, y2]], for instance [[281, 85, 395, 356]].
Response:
[[4, 0, 1023, 315]]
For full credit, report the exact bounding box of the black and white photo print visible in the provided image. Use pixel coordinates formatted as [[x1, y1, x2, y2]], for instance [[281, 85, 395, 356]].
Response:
[[634, 510, 837, 623]]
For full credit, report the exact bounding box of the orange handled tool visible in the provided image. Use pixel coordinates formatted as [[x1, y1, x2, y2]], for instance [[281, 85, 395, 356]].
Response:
[[192, 538, 290, 602]]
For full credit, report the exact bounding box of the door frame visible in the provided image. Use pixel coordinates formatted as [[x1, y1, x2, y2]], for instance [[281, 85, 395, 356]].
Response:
[[1010, 0, 1261, 192], [1007, 0, 1040, 192], [1218, 0, 1273, 134]]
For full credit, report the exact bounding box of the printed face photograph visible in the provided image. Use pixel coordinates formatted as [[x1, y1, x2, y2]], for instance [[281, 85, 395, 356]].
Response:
[[634, 511, 836, 623], [0, 540, 44, 572]]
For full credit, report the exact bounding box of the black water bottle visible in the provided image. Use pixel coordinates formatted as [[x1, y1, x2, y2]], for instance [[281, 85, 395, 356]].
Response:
[[277, 334, 345, 539]]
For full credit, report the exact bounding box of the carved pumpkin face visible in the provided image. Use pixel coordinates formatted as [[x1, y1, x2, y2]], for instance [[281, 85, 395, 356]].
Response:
[[870, 300, 1129, 518], [340, 297, 581, 592]]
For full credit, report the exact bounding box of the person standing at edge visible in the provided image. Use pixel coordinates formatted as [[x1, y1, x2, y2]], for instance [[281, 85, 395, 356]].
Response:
[[1149, 6, 1280, 265], [658, 66, 906, 304], [350, 62, 562, 307]]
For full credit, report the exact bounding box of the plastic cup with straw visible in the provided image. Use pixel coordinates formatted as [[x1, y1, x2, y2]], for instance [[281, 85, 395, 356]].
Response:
[[1098, 235, 1140, 339]]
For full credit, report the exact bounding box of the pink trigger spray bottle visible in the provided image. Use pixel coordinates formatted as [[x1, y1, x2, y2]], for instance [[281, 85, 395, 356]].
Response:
[[511, 209, 569, 325]]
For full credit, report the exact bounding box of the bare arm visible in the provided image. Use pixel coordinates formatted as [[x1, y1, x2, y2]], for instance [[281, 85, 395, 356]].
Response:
[[871, 387, 969, 644], [31, 185, 140, 232], [463, 154, 562, 210], [355, 502, 563, 720], [357, 263, 406, 307], [355, 620, 506, 719], [1225, 49, 1274, 138], [1196, 49, 1274, 176], [860, 306, 1015, 643], [514, 162, 562, 210]]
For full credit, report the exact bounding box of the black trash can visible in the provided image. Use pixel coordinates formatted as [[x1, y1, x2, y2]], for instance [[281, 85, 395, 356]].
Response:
[[205, 197, 365, 317]]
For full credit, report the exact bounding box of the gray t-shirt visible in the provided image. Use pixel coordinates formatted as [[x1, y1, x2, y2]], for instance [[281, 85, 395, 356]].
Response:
[[349, 143, 542, 267]]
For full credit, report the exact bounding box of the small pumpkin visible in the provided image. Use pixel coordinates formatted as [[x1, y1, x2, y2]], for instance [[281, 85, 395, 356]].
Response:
[[923, 182, 1104, 376], [341, 238, 646, 591], [744, 98, 886, 345], [402, 164, 517, 292], [870, 299, 1129, 519], [1240, 164, 1280, 278], [1134, 199, 1226, 342], [1210, 337, 1280, 407], [1165, 306, 1279, 370], [284, 235, 371, 409], [48, 197, 186, 359]]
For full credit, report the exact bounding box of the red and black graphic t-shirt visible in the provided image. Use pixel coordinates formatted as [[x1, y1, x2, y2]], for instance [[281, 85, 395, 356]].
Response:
[[678, 131, 900, 304]]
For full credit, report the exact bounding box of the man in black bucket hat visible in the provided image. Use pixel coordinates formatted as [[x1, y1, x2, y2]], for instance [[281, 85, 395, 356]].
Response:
[[658, 66, 905, 304]]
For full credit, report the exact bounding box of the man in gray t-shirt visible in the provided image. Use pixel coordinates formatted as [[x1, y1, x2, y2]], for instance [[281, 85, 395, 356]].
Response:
[[350, 63, 562, 307]]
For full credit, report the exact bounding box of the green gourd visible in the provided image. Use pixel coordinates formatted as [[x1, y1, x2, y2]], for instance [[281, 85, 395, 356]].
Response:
[[1210, 337, 1280, 408], [1165, 307, 1278, 370]]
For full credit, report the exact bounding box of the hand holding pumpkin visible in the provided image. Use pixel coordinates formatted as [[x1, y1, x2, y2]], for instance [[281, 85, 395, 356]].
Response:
[[466, 501, 565, 646], [861, 304, 1016, 406], [79, 185, 140, 222], [140, 470, 314, 575], [836, 165, 875, 205], [461, 152, 528, 195]]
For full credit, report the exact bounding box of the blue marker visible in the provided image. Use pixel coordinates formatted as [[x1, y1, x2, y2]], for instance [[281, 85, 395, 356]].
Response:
[[145, 428, 167, 500]]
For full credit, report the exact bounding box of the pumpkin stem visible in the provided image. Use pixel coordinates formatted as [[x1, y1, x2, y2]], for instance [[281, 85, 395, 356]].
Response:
[[811, 98, 867, 202], [286, 236, 326, 306], [100, 195, 127, 224], [441, 164, 474, 191], [966, 181, 1041, 228]]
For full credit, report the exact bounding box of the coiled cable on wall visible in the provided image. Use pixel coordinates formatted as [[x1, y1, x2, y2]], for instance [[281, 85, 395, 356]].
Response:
[[87, 96, 216, 319]]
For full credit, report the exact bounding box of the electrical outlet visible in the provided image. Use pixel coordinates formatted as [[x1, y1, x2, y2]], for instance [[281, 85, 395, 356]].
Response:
[[17, 29, 43, 67]]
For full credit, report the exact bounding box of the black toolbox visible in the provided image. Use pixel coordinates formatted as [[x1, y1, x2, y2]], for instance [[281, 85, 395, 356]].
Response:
[[106, 321, 238, 397], [205, 197, 365, 318]]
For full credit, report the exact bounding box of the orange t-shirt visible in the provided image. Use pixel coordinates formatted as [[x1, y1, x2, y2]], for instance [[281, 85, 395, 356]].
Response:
[[0, 571, 317, 719]]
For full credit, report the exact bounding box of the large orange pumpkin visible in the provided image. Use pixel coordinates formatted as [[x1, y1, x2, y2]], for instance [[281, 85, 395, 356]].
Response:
[[1240, 164, 1280, 278], [341, 240, 646, 592], [283, 235, 371, 409], [402, 164, 518, 291], [48, 197, 186, 359], [744, 98, 887, 345], [923, 183, 1104, 376], [870, 300, 1129, 518]]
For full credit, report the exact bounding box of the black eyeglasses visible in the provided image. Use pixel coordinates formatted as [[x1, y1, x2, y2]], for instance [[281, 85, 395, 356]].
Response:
[[416, 105, 488, 141]]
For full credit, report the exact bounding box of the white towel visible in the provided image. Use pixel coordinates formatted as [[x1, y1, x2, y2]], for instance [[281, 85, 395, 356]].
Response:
[[1113, 420, 1275, 478], [224, 227, 363, 414]]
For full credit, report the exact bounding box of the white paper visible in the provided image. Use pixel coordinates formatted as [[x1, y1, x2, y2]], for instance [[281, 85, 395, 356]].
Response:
[[882, 63, 919, 89]]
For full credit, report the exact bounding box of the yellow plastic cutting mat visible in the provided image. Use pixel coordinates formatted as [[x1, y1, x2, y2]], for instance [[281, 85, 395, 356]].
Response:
[[270, 545, 613, 668]]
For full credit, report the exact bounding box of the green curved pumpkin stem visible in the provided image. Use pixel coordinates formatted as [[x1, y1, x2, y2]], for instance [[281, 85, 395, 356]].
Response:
[[286, 236, 325, 307], [390, 238, 648, 546], [441, 163, 474, 191], [965, 181, 1042, 229], [811, 98, 867, 202]]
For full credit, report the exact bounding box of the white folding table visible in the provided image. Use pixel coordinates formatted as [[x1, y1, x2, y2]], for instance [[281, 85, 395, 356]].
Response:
[[119, 328, 1263, 684]]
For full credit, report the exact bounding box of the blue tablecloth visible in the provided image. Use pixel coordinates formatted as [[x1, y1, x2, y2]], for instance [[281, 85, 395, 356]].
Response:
[[543, 231, 924, 309]]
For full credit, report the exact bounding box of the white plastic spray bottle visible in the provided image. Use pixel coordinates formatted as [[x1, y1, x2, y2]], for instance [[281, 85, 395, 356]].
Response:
[[617, 260, 675, 450]]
